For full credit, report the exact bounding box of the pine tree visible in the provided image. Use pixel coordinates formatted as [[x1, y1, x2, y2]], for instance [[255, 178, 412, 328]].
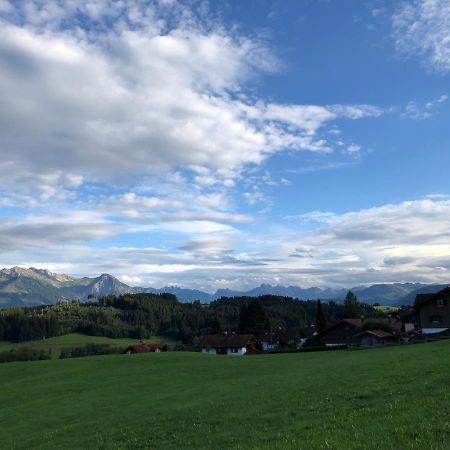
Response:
[[316, 299, 326, 331], [238, 300, 268, 335], [343, 290, 361, 318]]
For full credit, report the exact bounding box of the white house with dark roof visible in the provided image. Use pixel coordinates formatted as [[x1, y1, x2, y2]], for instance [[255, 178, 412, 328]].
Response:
[[198, 334, 257, 355]]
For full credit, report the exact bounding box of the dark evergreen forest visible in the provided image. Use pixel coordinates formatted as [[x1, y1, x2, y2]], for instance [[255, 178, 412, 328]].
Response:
[[0, 293, 383, 343]]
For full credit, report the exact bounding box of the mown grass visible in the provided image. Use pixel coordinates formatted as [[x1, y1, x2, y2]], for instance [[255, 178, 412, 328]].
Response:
[[0, 341, 449, 449], [0, 333, 174, 357]]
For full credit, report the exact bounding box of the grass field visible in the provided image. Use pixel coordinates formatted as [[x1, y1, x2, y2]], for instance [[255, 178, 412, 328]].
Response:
[[0, 333, 175, 357], [1, 341, 449, 449]]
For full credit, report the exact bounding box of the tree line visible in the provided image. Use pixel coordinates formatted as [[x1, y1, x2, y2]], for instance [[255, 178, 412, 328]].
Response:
[[0, 291, 382, 344]]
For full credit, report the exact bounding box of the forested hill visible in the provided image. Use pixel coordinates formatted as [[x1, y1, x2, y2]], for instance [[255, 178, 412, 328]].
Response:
[[0, 293, 386, 344]]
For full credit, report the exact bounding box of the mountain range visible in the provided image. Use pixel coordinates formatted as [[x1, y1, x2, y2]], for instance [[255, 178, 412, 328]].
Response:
[[0, 267, 447, 308]]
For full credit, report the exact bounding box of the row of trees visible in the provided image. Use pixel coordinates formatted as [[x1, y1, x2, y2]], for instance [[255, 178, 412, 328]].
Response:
[[0, 291, 377, 344], [0, 347, 51, 363], [315, 291, 379, 332], [59, 343, 123, 359], [0, 311, 61, 342]]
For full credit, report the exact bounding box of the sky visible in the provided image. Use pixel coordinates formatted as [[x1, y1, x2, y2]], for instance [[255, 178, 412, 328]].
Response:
[[0, 0, 449, 291]]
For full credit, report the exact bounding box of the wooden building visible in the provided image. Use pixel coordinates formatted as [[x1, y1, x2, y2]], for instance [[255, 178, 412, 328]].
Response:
[[198, 334, 257, 356], [317, 317, 407, 347], [355, 329, 397, 348], [406, 287, 450, 334], [125, 344, 165, 354]]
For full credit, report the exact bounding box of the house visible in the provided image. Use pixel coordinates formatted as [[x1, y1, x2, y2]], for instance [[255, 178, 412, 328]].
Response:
[[406, 287, 450, 334], [257, 330, 303, 351], [317, 319, 364, 346], [317, 317, 408, 347], [124, 343, 165, 354], [355, 329, 397, 348], [198, 334, 257, 356]]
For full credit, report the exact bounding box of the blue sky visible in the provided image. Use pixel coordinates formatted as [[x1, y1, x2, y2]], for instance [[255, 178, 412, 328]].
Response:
[[0, 0, 449, 290]]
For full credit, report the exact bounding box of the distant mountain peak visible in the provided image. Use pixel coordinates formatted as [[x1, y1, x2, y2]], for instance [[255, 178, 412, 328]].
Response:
[[0, 266, 448, 308]]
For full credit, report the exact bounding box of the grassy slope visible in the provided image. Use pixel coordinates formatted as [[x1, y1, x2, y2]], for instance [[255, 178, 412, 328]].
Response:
[[0, 341, 449, 450], [0, 333, 175, 357]]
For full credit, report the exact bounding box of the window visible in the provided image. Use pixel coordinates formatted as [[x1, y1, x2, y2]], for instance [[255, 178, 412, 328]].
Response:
[[429, 315, 443, 324], [434, 298, 447, 307], [231, 347, 239, 353]]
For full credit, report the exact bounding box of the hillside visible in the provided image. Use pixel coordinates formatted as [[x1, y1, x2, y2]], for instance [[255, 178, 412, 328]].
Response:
[[351, 283, 426, 305], [0, 268, 136, 307], [0, 341, 449, 449]]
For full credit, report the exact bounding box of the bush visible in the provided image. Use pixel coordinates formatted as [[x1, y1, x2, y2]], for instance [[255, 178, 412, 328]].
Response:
[[59, 343, 123, 359], [0, 347, 51, 363]]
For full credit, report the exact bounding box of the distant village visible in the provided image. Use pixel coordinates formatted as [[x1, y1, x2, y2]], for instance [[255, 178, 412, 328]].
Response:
[[126, 286, 450, 356]]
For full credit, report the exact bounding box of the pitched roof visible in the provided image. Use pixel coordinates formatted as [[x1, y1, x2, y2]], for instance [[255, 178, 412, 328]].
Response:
[[342, 318, 363, 327], [126, 344, 163, 353], [318, 317, 404, 336], [198, 334, 256, 348], [316, 318, 361, 337], [414, 287, 450, 308], [414, 294, 435, 307], [356, 329, 393, 339]]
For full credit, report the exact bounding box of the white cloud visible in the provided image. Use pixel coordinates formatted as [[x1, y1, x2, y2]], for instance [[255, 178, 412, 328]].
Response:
[[3, 198, 449, 291], [0, 0, 383, 201], [392, 0, 450, 73], [344, 144, 361, 155], [402, 94, 447, 119], [0, 0, 423, 292], [279, 199, 450, 286]]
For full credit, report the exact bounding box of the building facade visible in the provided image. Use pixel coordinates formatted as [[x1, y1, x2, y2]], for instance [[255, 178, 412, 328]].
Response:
[[412, 287, 450, 332]]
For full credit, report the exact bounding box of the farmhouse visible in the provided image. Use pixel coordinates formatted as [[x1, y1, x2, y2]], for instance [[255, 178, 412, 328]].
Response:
[[405, 287, 450, 334], [199, 334, 257, 356], [355, 329, 397, 348], [317, 317, 408, 347], [125, 344, 165, 354], [257, 330, 302, 351]]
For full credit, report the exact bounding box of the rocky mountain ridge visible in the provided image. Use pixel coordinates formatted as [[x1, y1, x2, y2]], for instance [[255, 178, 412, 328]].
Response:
[[0, 266, 446, 308]]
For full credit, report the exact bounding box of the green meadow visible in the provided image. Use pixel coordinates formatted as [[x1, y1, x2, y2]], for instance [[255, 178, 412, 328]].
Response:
[[0, 333, 174, 357], [1, 340, 449, 449]]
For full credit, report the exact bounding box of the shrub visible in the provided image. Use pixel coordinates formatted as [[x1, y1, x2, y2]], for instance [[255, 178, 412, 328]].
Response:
[[0, 347, 51, 363], [58, 344, 123, 359]]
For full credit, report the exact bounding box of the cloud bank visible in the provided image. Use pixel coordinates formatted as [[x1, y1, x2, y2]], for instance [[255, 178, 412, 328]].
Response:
[[0, 1, 447, 291], [0, 0, 382, 199]]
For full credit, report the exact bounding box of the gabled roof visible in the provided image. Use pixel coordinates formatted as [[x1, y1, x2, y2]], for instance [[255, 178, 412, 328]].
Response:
[[318, 317, 404, 337], [199, 334, 256, 348], [414, 287, 450, 308], [126, 344, 163, 353], [317, 318, 362, 337], [356, 329, 394, 339], [342, 318, 363, 327], [414, 294, 435, 307]]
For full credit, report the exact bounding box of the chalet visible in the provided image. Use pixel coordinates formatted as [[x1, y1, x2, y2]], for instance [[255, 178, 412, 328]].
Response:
[[317, 318, 364, 346], [257, 330, 302, 351], [317, 317, 409, 347], [124, 344, 165, 354], [406, 287, 450, 334], [198, 334, 257, 356], [355, 329, 397, 348]]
